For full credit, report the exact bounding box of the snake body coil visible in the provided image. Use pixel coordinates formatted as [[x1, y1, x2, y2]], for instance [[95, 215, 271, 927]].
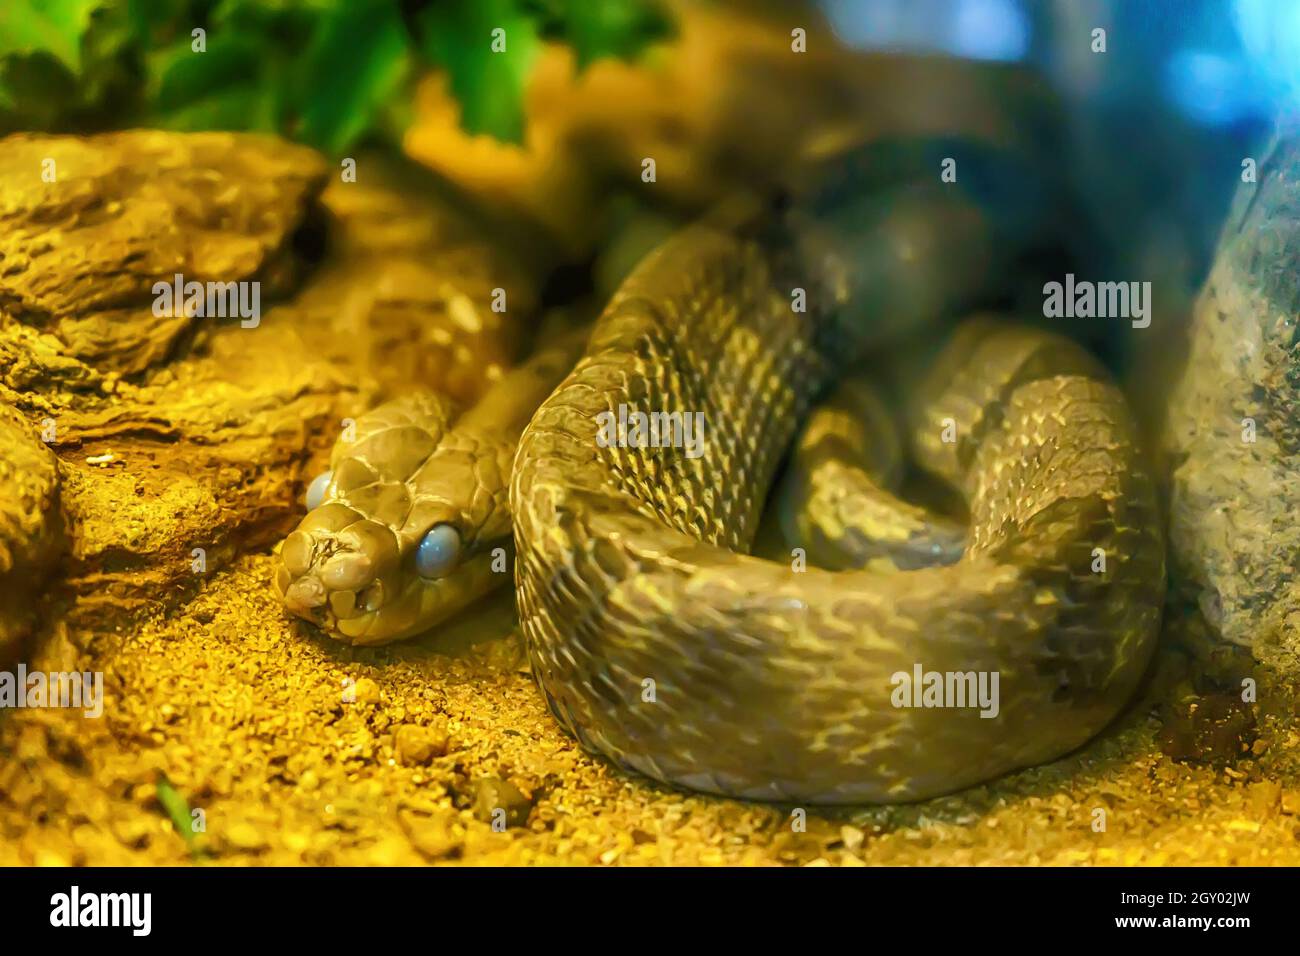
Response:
[[279, 148, 1165, 804], [510, 221, 1163, 804]]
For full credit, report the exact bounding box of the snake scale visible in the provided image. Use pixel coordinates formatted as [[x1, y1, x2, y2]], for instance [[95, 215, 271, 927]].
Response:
[[275, 141, 1165, 804]]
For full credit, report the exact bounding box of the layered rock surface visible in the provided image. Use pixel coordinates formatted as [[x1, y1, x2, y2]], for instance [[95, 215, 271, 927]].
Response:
[[0, 131, 533, 665], [1163, 128, 1300, 676]]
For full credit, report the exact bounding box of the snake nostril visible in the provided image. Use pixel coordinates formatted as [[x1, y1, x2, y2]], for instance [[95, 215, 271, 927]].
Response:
[[282, 531, 315, 577], [321, 552, 374, 591], [284, 576, 327, 611]]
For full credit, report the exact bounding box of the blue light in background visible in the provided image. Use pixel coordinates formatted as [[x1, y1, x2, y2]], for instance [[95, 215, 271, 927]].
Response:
[[1234, 0, 1300, 98], [1159, 0, 1300, 126], [822, 0, 1029, 62], [951, 0, 1029, 60], [1164, 49, 1262, 126], [820, 0, 1291, 126]]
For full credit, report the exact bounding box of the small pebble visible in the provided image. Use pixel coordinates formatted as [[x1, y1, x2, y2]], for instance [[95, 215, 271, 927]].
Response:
[[394, 721, 449, 766], [405, 817, 461, 861], [840, 825, 865, 851], [471, 777, 533, 828], [225, 822, 269, 852], [351, 678, 380, 706], [1249, 780, 1281, 817]]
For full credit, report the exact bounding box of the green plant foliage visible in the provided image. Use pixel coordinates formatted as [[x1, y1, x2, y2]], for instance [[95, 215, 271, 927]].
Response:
[[533, 0, 675, 71], [419, 0, 541, 144], [291, 0, 411, 153], [155, 777, 201, 858], [0, 0, 102, 73], [0, 0, 675, 149]]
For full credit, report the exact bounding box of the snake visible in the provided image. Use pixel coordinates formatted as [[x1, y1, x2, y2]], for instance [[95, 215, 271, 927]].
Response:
[[273, 140, 1165, 804]]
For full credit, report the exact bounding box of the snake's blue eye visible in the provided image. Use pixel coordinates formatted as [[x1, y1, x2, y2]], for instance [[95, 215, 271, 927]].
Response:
[[415, 524, 461, 579], [305, 470, 332, 510]]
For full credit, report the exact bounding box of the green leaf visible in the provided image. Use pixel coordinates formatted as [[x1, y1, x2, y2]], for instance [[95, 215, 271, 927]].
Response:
[[0, 0, 104, 74], [76, 3, 146, 105], [122, 0, 193, 47], [290, 0, 411, 154], [550, 0, 673, 71], [142, 28, 277, 134], [418, 0, 542, 143], [208, 0, 327, 54], [148, 34, 263, 110], [0, 52, 79, 132], [156, 82, 279, 133], [2, 0, 678, 146], [156, 778, 198, 850]]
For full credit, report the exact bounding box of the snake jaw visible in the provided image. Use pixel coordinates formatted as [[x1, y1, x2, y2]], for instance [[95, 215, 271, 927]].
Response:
[[275, 503, 513, 645], [324, 542, 511, 645]]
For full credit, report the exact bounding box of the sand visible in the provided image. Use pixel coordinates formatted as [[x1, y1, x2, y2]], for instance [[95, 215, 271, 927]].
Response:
[[4, 548, 1299, 867]]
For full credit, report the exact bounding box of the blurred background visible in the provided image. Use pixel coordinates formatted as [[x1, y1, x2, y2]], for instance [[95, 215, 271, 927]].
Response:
[[1, 0, 1293, 342]]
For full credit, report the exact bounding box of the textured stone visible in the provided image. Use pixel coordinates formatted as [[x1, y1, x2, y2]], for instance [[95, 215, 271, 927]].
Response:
[[0, 130, 327, 374], [0, 132, 532, 649], [394, 721, 449, 765], [1163, 126, 1300, 674], [0, 405, 62, 666]]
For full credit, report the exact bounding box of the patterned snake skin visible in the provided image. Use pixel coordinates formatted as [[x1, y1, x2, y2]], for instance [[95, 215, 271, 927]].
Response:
[[277, 145, 1166, 804]]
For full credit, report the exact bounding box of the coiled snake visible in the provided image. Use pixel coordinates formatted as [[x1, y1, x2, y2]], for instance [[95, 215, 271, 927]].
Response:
[[274, 143, 1165, 804]]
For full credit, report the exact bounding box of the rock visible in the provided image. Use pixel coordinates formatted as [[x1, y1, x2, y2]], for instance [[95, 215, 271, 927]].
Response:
[[109, 816, 152, 849], [399, 809, 462, 861], [1249, 780, 1282, 817], [394, 721, 449, 766], [310, 152, 532, 406], [0, 404, 62, 666], [0, 132, 538, 651], [0, 131, 326, 375], [0, 131, 341, 639], [1158, 693, 1257, 766], [350, 678, 380, 707], [839, 824, 866, 851], [1162, 125, 1300, 674], [32, 848, 72, 867], [471, 776, 533, 828], [223, 821, 269, 853]]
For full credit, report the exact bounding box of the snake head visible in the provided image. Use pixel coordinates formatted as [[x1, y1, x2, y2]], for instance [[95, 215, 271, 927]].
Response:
[[273, 392, 516, 645]]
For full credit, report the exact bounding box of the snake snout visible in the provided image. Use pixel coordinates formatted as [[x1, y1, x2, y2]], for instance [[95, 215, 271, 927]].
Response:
[[280, 530, 316, 578], [274, 511, 403, 637]]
